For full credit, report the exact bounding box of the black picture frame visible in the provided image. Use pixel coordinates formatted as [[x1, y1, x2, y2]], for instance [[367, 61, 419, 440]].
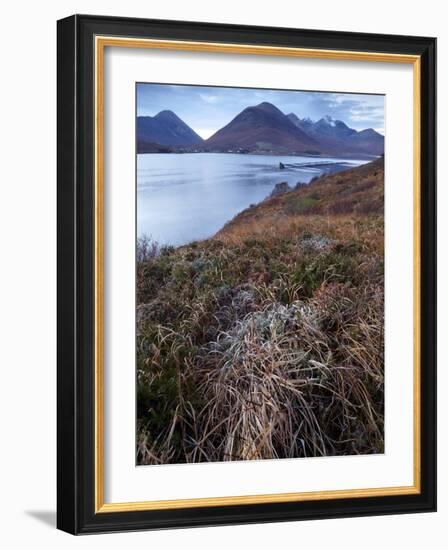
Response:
[[57, 14, 436, 534]]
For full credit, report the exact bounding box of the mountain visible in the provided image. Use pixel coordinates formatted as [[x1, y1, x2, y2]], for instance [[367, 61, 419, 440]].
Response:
[[287, 113, 315, 134], [346, 128, 384, 156], [137, 110, 203, 152], [287, 113, 383, 156], [204, 102, 321, 154]]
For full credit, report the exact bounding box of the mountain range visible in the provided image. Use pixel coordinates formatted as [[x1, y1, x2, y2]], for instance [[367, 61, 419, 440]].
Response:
[[137, 101, 384, 157], [286, 112, 383, 156]]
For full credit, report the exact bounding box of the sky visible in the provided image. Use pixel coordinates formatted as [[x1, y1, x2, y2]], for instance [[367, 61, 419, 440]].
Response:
[[137, 83, 385, 139]]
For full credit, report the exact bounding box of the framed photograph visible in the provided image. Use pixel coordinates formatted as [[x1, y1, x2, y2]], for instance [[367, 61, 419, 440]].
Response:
[[57, 14, 436, 534]]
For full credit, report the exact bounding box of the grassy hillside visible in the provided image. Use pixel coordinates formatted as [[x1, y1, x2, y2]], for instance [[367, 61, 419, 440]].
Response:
[[136, 158, 384, 464], [217, 157, 384, 242]]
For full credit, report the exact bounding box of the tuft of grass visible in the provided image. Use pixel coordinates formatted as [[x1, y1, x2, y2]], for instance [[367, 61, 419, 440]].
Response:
[[185, 283, 383, 461]]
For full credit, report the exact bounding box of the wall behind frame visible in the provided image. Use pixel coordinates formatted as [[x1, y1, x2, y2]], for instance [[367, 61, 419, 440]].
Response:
[[0, 0, 442, 548]]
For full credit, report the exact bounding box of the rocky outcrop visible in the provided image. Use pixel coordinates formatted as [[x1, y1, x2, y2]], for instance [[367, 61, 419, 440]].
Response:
[[270, 181, 291, 197], [295, 181, 307, 190]]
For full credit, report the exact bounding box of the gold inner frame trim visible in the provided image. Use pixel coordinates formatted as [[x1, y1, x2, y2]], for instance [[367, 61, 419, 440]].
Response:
[[94, 35, 422, 513]]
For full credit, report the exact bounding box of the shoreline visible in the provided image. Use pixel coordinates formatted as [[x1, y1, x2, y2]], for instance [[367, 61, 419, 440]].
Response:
[[137, 158, 370, 249], [137, 150, 379, 161]]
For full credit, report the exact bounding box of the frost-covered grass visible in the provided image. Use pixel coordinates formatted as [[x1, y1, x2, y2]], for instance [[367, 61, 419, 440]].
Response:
[[136, 212, 384, 464]]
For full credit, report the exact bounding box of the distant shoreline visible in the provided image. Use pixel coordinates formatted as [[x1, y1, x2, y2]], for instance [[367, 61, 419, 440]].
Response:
[[137, 150, 379, 161]]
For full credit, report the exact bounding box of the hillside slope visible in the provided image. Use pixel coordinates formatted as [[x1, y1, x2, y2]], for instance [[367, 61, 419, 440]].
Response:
[[216, 157, 384, 241]]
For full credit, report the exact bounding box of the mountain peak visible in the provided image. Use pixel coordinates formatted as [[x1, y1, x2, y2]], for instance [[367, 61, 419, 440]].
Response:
[[155, 110, 180, 121], [255, 101, 284, 114], [320, 115, 336, 127], [357, 128, 380, 136]]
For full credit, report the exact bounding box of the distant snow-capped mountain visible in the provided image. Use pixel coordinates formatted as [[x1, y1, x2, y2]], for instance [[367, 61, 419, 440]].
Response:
[[287, 113, 383, 156]]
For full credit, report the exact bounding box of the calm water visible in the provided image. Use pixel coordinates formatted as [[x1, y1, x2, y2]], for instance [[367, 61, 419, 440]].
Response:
[[137, 153, 368, 246]]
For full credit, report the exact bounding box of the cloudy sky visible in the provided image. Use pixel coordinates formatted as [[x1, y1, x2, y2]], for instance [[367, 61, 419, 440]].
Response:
[[137, 83, 385, 139]]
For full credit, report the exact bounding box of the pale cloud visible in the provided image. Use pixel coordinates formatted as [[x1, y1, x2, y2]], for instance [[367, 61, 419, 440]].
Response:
[[198, 93, 220, 104]]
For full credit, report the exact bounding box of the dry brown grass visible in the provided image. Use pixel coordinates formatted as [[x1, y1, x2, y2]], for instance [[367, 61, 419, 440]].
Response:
[[216, 213, 379, 247], [180, 280, 383, 462], [136, 159, 384, 465]]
